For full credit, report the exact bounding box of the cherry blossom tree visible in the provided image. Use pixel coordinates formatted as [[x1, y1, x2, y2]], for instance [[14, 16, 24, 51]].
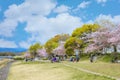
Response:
[[24, 52, 31, 58], [24, 52, 31, 62], [108, 25, 120, 52], [52, 41, 66, 56], [85, 24, 120, 53], [37, 48, 48, 57], [85, 28, 109, 53]]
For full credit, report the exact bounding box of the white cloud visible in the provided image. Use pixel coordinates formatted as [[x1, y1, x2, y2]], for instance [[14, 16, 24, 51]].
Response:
[[113, 15, 120, 24], [73, 1, 91, 12], [24, 13, 83, 45], [25, 13, 82, 33], [0, 0, 57, 48], [0, 0, 83, 48], [19, 41, 31, 49], [96, 0, 107, 3], [77, 1, 90, 9], [53, 5, 70, 13], [95, 14, 120, 28], [4, 0, 56, 18], [0, 0, 56, 37], [96, 0, 107, 6], [0, 39, 18, 48], [0, 19, 18, 37]]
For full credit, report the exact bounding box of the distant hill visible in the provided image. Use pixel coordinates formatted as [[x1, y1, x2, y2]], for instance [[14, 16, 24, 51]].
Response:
[[0, 48, 27, 53]]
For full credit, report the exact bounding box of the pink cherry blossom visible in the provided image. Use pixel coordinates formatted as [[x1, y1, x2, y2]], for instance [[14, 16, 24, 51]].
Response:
[[24, 52, 31, 58], [52, 41, 66, 55], [37, 48, 48, 57], [85, 24, 120, 53]]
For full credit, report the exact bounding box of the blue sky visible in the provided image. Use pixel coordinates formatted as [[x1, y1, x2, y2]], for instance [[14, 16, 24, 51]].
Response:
[[0, 0, 120, 49]]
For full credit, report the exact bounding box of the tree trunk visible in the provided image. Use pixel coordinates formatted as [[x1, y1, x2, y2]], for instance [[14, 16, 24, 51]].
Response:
[[113, 45, 117, 53], [112, 45, 118, 63]]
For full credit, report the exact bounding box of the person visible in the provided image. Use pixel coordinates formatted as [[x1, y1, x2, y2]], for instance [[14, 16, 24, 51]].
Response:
[[90, 54, 97, 63], [70, 56, 75, 62], [53, 57, 56, 62], [113, 56, 118, 63], [74, 48, 80, 62], [51, 56, 54, 63], [56, 55, 60, 62], [51, 56, 57, 63], [25, 58, 28, 62], [70, 56, 73, 62], [74, 48, 79, 56], [76, 55, 80, 62], [93, 54, 97, 62], [65, 55, 67, 59], [90, 54, 94, 63]]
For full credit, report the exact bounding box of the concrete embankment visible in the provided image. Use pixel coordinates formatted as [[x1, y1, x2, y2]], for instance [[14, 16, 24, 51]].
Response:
[[0, 61, 13, 80]]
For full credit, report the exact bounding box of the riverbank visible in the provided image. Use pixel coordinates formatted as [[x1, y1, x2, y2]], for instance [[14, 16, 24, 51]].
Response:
[[0, 59, 13, 80]]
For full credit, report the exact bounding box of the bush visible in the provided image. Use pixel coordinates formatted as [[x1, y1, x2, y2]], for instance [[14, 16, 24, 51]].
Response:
[[98, 54, 112, 62], [42, 58, 48, 60], [13, 56, 24, 60]]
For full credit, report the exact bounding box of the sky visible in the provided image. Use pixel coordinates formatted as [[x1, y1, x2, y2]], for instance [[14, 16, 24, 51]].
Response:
[[0, 0, 120, 49]]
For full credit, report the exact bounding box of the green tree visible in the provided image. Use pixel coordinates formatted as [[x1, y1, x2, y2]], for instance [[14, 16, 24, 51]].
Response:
[[64, 37, 83, 56], [65, 47, 74, 56], [65, 24, 100, 55], [72, 24, 100, 38], [29, 43, 42, 57], [44, 41, 58, 54], [44, 34, 70, 54]]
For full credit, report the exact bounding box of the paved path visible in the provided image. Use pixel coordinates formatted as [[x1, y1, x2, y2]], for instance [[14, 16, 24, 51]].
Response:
[[63, 63, 120, 80], [0, 61, 13, 80]]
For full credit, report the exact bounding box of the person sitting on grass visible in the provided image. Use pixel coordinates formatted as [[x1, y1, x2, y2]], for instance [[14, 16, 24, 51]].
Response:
[[56, 55, 60, 62], [90, 54, 97, 63], [70, 56, 76, 62], [51, 56, 56, 63]]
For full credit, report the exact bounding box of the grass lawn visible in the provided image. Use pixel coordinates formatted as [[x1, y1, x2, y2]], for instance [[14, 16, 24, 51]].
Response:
[[65, 60, 120, 79], [7, 61, 114, 80]]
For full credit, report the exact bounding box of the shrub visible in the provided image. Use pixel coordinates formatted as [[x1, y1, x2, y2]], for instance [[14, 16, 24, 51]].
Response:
[[13, 56, 24, 60]]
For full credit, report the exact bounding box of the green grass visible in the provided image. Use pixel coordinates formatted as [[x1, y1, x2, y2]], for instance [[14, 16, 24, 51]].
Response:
[[80, 53, 120, 62], [80, 54, 113, 62], [7, 61, 114, 80], [65, 61, 120, 78], [97, 54, 113, 62]]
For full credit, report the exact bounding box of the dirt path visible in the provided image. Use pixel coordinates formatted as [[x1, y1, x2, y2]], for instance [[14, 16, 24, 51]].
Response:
[[0, 61, 13, 80], [63, 63, 120, 80]]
